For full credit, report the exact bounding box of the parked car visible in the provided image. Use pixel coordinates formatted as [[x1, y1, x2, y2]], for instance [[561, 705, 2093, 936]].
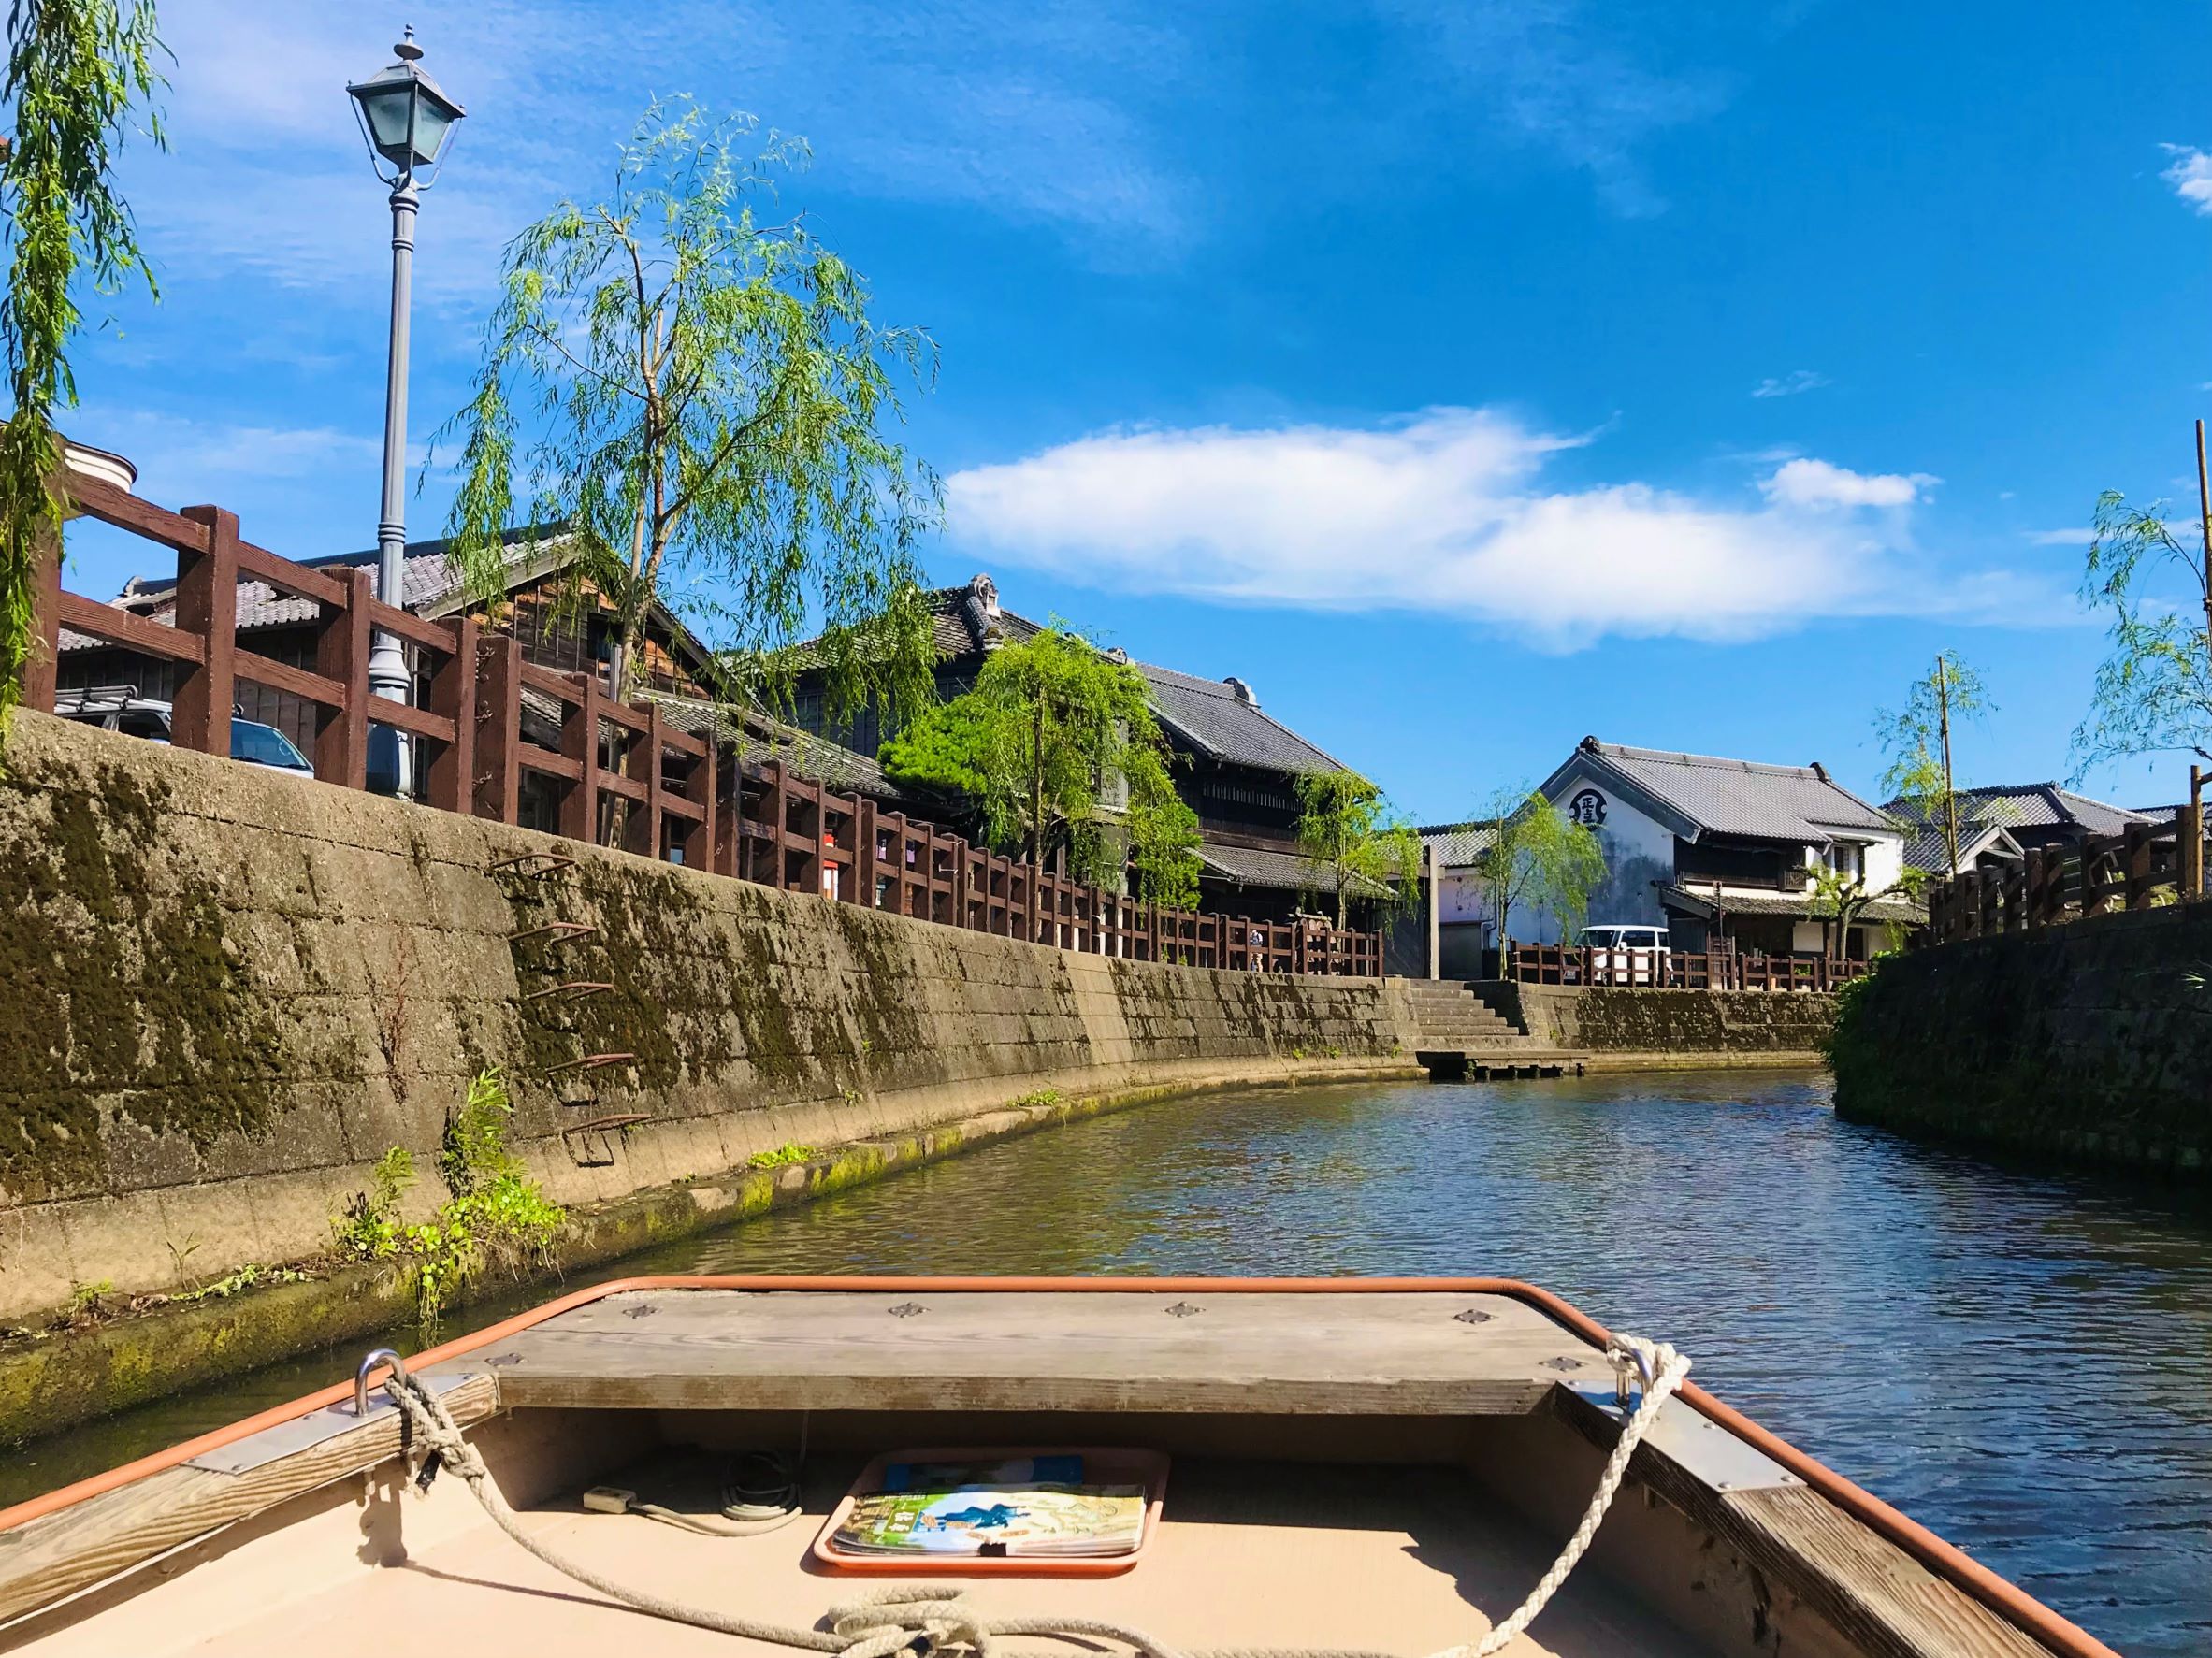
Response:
[[1577, 923, 1671, 986], [54, 685, 314, 775]]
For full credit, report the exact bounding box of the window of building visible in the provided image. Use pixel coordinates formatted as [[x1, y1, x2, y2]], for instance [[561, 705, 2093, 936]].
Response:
[[1823, 842, 1867, 881]]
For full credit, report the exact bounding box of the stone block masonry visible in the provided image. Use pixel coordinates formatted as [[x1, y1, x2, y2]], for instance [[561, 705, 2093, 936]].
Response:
[[1466, 982, 1839, 1060], [1829, 905, 2212, 1174], [0, 713, 1424, 1324]]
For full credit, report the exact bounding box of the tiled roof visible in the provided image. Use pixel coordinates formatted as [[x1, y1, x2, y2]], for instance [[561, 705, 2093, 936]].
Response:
[[1195, 840, 1390, 898], [802, 572, 1343, 778], [1417, 821, 1497, 866], [1884, 783, 2151, 835], [58, 526, 569, 651], [1571, 738, 1893, 842], [647, 694, 904, 800], [1885, 785, 2158, 874], [1895, 817, 2020, 875], [1133, 661, 1340, 774], [1655, 882, 1927, 924]]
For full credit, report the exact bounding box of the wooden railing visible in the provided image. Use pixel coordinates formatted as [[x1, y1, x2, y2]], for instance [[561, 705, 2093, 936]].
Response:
[[1504, 944, 1872, 992], [26, 472, 1381, 977], [1922, 814, 2205, 945]]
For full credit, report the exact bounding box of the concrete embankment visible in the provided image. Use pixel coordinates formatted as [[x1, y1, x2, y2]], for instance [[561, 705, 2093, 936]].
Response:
[[1467, 981, 1838, 1067], [1830, 909, 2212, 1174], [1, 711, 1424, 1342]]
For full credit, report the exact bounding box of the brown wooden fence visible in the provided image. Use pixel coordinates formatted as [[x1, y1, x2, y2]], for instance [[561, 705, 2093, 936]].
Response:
[[1504, 943, 1872, 992], [1922, 814, 2205, 944], [25, 472, 1381, 977]]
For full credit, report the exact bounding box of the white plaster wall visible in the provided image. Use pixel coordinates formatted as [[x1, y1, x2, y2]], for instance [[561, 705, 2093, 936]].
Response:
[[1527, 765, 1676, 942]]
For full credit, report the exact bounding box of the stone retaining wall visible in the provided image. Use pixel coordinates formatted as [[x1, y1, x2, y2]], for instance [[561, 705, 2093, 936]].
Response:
[[1466, 981, 1838, 1055], [1829, 908, 2212, 1173], [0, 713, 1422, 1323]]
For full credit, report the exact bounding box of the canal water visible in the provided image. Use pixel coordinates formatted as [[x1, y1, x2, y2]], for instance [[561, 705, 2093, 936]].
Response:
[[10, 1069, 2211, 1656]]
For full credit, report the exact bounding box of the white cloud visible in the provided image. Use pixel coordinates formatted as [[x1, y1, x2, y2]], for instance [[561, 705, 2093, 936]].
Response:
[[1751, 369, 1829, 399], [1759, 456, 1934, 509], [2162, 144, 2212, 215], [947, 408, 2022, 647], [2025, 526, 2090, 546]]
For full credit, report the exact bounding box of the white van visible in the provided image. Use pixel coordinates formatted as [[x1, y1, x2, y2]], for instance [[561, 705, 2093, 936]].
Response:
[[1577, 924, 1670, 987]]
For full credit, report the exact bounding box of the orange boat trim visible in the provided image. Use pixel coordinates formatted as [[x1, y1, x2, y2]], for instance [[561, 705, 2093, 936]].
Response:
[[0, 1275, 2122, 1658]]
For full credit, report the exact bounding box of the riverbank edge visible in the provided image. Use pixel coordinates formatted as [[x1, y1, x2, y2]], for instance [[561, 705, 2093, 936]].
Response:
[[0, 1059, 1422, 1449], [1581, 1050, 1826, 1073]]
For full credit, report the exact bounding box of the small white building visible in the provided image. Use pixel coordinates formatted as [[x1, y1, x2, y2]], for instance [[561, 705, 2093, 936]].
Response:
[[1424, 737, 1920, 974]]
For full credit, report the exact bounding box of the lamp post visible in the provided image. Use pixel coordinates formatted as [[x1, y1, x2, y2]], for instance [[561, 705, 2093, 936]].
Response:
[[347, 28, 464, 796]]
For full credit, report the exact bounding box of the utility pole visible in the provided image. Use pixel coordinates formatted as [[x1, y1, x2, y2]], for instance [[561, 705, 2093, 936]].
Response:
[[2198, 420, 2212, 647], [2190, 763, 2205, 901], [1936, 654, 1958, 881]]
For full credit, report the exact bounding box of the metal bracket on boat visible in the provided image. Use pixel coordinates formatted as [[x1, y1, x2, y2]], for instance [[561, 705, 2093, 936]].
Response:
[[1563, 1380, 1803, 1495], [183, 1364, 486, 1478], [1610, 1340, 1658, 1409]]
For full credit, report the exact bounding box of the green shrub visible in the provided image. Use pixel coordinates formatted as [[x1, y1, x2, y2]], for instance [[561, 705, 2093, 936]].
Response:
[[332, 1068, 564, 1331]]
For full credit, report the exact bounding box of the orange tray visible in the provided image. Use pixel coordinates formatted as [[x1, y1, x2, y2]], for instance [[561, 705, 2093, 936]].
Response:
[[811, 1446, 1170, 1577]]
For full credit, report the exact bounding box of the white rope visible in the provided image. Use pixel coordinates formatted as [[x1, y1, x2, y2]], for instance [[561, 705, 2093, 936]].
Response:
[[1444, 1335, 1690, 1658], [382, 1333, 1687, 1658]]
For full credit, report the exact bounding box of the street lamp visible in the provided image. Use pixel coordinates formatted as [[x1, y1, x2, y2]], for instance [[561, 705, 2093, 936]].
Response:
[[347, 27, 464, 796]]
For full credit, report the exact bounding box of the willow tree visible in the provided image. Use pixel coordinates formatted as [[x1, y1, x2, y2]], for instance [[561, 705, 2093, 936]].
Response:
[[1294, 768, 1422, 930], [1809, 863, 1925, 961], [0, 0, 163, 729], [879, 625, 1201, 901], [1875, 651, 1993, 880], [441, 99, 937, 726], [1476, 786, 1607, 945], [2071, 488, 2212, 774]]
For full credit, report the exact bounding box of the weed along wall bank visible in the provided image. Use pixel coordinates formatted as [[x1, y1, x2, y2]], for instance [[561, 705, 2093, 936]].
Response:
[[0, 711, 1423, 1329]]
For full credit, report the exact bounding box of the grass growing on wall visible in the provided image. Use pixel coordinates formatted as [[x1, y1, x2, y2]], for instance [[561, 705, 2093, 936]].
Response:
[[332, 1068, 564, 1330]]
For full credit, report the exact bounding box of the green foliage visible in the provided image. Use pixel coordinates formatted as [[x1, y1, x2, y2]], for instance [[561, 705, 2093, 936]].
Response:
[[332, 1146, 416, 1262], [175, 1262, 305, 1304], [1475, 786, 1608, 944], [1293, 769, 1423, 930], [745, 1141, 816, 1169], [1808, 863, 1928, 959], [332, 1070, 564, 1331], [2071, 490, 2212, 775], [1875, 652, 1993, 879], [1006, 1088, 1063, 1109], [439, 97, 939, 726], [880, 624, 1202, 901], [65, 1278, 112, 1316], [0, 0, 165, 728], [1819, 960, 1880, 1071], [875, 696, 992, 799]]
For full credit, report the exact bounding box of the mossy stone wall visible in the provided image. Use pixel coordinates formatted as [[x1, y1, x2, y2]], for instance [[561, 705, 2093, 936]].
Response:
[[1829, 908, 2212, 1173], [0, 713, 1419, 1322]]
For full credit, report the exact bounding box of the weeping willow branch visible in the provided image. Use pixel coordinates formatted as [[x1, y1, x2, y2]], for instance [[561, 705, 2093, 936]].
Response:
[[0, 0, 164, 730]]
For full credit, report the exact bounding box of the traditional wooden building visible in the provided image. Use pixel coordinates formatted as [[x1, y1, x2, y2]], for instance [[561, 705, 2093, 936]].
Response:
[[788, 572, 1371, 921], [1882, 783, 2155, 878], [1425, 737, 1922, 967]]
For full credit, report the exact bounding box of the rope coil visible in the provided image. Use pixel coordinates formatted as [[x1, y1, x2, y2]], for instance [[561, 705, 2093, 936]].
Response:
[[381, 1333, 1688, 1658]]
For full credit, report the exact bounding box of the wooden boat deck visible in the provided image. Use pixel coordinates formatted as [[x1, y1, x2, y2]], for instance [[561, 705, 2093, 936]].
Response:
[[17, 1453, 1703, 1658], [456, 1289, 1594, 1415]]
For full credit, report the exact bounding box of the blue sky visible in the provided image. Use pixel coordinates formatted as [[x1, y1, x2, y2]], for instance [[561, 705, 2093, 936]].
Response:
[[60, 0, 2212, 821]]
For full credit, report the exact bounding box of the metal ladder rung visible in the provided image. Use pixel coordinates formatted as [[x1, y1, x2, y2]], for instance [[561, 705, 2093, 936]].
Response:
[[544, 1052, 635, 1074], [508, 922, 599, 944], [524, 980, 614, 1002]]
